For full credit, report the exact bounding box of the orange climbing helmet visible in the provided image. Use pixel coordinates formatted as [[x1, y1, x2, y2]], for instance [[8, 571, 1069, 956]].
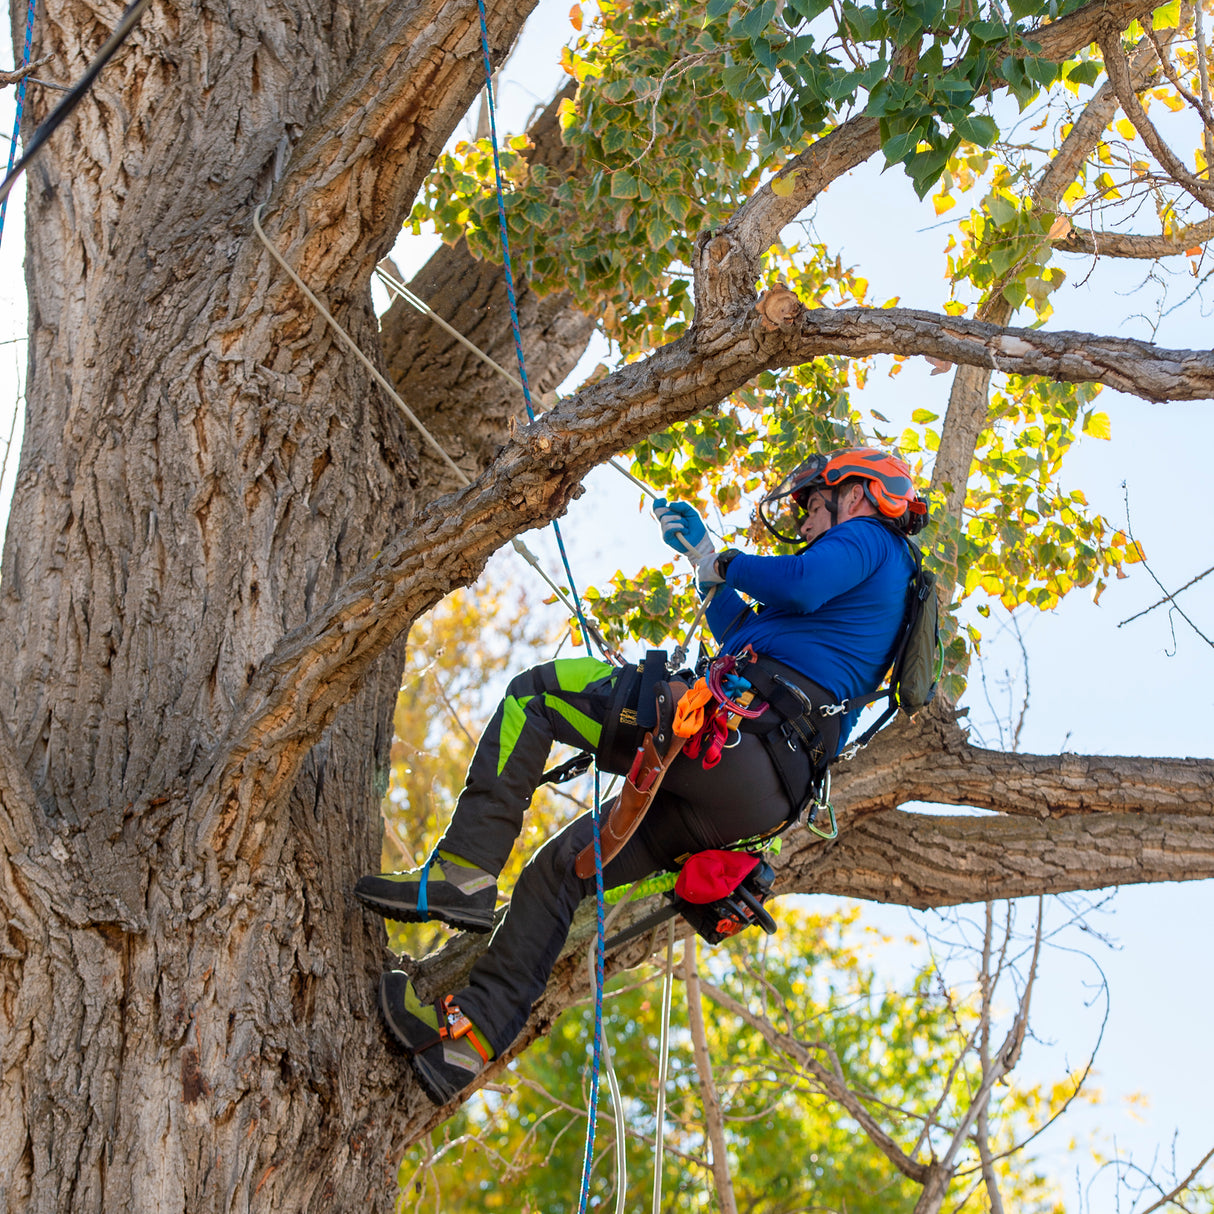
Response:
[[757, 446, 928, 544]]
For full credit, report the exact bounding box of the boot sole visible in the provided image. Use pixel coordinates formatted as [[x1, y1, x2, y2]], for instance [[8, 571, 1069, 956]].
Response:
[[354, 887, 494, 933], [408, 1051, 464, 1106]]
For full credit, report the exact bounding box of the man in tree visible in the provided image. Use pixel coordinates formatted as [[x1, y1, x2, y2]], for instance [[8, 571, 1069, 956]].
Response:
[[354, 446, 927, 1104]]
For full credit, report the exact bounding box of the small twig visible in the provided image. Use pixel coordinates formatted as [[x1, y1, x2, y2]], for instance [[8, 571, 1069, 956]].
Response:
[[1119, 564, 1214, 626], [1137, 1143, 1214, 1214], [428, 669, 477, 747], [0, 54, 52, 89], [1098, 24, 1214, 211], [1143, 23, 1214, 136], [1197, 2, 1214, 178], [1120, 484, 1214, 648]]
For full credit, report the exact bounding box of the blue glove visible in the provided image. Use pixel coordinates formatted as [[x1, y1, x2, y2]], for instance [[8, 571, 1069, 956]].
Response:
[[653, 498, 714, 563]]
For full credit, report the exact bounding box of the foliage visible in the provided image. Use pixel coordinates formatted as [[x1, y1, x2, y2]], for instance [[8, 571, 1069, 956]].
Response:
[[407, 0, 1205, 699], [401, 906, 1076, 1213]]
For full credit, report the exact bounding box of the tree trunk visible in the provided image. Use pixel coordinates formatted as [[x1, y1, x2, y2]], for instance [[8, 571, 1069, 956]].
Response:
[[0, 0, 535, 1208]]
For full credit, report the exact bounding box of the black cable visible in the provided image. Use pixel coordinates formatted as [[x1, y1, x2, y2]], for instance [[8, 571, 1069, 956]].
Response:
[[0, 0, 152, 206]]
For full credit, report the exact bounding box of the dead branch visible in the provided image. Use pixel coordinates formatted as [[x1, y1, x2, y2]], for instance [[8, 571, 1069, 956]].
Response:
[[1098, 22, 1214, 211], [0, 54, 52, 89]]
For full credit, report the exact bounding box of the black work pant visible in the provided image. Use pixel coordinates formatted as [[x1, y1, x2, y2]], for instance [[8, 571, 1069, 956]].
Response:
[[436, 658, 795, 1054]]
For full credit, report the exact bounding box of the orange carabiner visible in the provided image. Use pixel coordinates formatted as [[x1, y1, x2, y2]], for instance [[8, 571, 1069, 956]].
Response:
[[673, 678, 717, 738]]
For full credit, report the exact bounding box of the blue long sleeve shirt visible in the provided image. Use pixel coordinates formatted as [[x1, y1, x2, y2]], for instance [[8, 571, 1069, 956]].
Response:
[[704, 518, 913, 736]]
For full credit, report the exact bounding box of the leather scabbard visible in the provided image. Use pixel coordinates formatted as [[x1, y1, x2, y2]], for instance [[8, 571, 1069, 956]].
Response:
[[574, 680, 688, 880]]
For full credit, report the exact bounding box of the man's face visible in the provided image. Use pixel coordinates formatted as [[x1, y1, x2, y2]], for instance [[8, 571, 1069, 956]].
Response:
[[797, 489, 834, 543]]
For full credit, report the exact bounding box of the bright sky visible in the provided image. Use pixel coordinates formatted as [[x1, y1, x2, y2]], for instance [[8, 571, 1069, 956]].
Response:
[[3, 0, 1213, 1206]]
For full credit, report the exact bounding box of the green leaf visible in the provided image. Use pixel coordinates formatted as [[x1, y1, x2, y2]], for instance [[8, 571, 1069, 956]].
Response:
[[601, 124, 630, 155], [969, 19, 1007, 43], [987, 192, 1017, 227], [722, 63, 754, 98], [912, 408, 939, 424], [954, 112, 998, 147], [1065, 60, 1102, 86], [706, 0, 733, 18], [610, 170, 639, 199], [881, 130, 918, 165], [737, 0, 777, 41]]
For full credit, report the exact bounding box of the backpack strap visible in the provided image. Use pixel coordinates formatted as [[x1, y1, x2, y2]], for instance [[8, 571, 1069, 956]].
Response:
[[833, 538, 929, 762]]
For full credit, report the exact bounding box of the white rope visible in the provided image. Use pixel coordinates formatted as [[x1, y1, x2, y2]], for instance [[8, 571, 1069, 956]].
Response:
[[652, 920, 677, 1214], [374, 265, 524, 392], [255, 208, 705, 661], [253, 207, 625, 654], [374, 264, 658, 501], [252, 206, 470, 486]]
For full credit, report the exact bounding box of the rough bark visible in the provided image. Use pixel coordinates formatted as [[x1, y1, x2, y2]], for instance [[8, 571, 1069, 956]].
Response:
[[0, 0, 536, 1209], [378, 82, 598, 505]]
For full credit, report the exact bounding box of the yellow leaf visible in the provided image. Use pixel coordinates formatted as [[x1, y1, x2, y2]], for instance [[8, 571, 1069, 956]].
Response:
[[770, 173, 796, 197], [1162, 93, 1185, 112], [1097, 141, 1113, 165], [1048, 214, 1072, 240], [1152, 0, 1181, 30], [569, 2, 583, 30], [1083, 410, 1112, 440], [933, 192, 956, 216], [850, 275, 868, 302], [1115, 117, 1137, 141]]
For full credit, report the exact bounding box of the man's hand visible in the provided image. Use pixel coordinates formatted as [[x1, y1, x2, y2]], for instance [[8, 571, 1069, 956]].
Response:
[[653, 499, 715, 564]]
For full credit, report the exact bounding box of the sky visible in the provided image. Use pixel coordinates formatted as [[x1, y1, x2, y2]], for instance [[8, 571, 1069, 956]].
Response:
[[3, 1, 1213, 1208]]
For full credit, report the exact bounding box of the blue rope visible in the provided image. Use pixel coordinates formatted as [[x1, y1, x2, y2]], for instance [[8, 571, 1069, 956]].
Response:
[[472, 0, 596, 657], [473, 6, 607, 1208], [0, 0, 38, 247]]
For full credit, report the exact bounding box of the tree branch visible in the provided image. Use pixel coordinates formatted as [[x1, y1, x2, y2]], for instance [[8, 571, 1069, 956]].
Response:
[[189, 282, 1214, 866], [697, 977, 931, 1185], [1054, 215, 1214, 258], [683, 937, 740, 1214], [781, 808, 1214, 909], [755, 302, 1214, 401], [378, 83, 596, 505], [705, 0, 1158, 311], [1098, 20, 1214, 211], [266, 0, 538, 292]]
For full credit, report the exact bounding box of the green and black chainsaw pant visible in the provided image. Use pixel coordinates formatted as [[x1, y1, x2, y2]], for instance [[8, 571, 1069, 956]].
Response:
[[437, 657, 798, 1055]]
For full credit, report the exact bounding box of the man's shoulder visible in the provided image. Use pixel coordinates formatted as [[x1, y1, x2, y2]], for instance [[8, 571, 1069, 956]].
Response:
[[823, 516, 907, 559]]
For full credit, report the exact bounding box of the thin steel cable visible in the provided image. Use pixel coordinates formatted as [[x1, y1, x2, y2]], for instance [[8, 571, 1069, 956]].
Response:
[[0, 0, 37, 244]]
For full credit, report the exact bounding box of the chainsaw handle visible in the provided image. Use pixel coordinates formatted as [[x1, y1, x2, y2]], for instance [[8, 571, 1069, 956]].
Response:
[[734, 884, 777, 934]]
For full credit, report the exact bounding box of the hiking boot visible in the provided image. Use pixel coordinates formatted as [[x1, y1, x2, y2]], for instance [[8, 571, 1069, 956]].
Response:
[[379, 970, 494, 1106], [354, 854, 496, 933]]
